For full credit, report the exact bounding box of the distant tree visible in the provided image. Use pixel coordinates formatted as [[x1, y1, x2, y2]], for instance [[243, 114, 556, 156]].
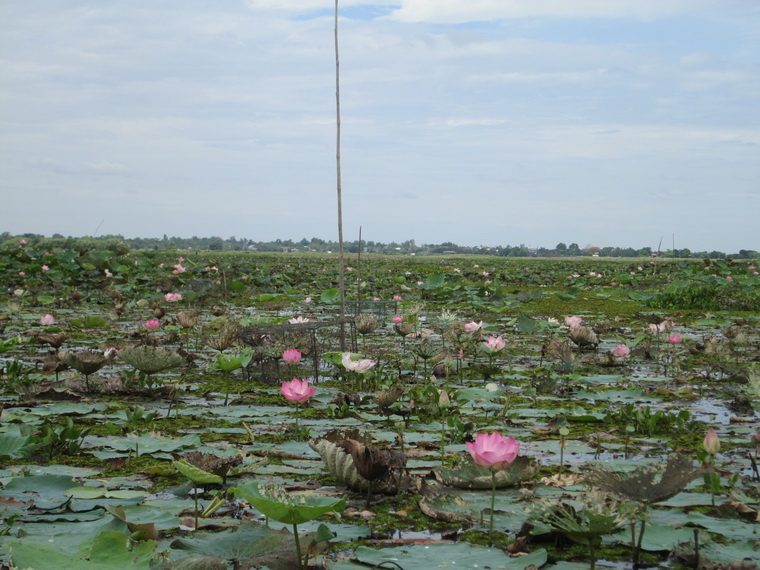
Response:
[[555, 242, 567, 251]]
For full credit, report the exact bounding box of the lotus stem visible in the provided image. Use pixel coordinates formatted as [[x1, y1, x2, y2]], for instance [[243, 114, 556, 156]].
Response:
[[489, 470, 496, 546], [293, 522, 304, 569], [193, 483, 199, 530]]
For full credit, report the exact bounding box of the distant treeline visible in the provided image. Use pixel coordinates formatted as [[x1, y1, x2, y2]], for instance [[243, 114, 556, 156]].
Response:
[[2, 232, 757, 259]]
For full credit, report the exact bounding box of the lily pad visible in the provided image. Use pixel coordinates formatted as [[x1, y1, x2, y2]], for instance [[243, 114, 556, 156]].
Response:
[[434, 455, 539, 489], [8, 530, 158, 568], [351, 543, 547, 569]]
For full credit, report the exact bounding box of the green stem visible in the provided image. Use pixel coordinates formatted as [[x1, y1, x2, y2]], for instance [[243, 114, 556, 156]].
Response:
[[489, 470, 496, 546], [293, 522, 303, 569], [440, 415, 446, 465], [194, 484, 199, 530], [637, 516, 647, 555], [630, 522, 638, 564]]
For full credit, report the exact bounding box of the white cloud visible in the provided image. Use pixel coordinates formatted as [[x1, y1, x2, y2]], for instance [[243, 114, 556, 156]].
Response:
[[390, 0, 729, 23]]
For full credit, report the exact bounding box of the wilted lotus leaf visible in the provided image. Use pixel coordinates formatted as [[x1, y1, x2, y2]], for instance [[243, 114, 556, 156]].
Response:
[[546, 338, 575, 364], [179, 451, 243, 481], [177, 311, 200, 329], [434, 455, 539, 489], [531, 491, 639, 547], [355, 314, 380, 335], [205, 328, 237, 352], [394, 322, 415, 337], [568, 326, 599, 349], [33, 333, 68, 349], [119, 345, 185, 375], [58, 350, 113, 375], [339, 439, 394, 482], [376, 386, 403, 409], [587, 454, 706, 505], [309, 431, 408, 494]]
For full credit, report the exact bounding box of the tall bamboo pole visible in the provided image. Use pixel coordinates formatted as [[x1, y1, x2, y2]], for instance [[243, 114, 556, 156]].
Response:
[[335, 0, 346, 350]]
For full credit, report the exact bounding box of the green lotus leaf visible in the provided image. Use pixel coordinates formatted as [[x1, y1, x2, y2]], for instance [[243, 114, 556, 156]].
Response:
[[174, 460, 223, 485], [230, 481, 344, 525]]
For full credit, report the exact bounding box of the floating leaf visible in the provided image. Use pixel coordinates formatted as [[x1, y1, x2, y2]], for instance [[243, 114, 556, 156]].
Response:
[[434, 455, 539, 489], [170, 522, 299, 570]]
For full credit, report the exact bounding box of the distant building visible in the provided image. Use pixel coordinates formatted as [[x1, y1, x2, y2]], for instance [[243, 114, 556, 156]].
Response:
[[247, 244, 257, 251]]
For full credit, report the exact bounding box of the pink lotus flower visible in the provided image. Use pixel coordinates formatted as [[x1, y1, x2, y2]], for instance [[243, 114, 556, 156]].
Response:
[[466, 431, 520, 470], [40, 314, 56, 326], [464, 321, 484, 332], [145, 319, 161, 331], [303, 297, 312, 303], [612, 344, 630, 358], [41, 265, 49, 271], [749, 265, 756, 270], [288, 316, 310, 324], [164, 292, 182, 302], [667, 334, 681, 345], [19, 239, 27, 245], [703, 427, 720, 455], [564, 316, 583, 329], [393, 295, 402, 301], [282, 349, 302, 365], [104, 269, 113, 277], [648, 322, 668, 334], [280, 377, 316, 404], [172, 264, 186, 274], [726, 276, 733, 280], [18, 271, 25, 277], [392, 315, 403, 324], [483, 335, 506, 352], [341, 352, 376, 373]]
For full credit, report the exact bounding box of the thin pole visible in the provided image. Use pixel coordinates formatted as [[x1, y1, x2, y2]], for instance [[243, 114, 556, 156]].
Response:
[[335, 0, 346, 350]]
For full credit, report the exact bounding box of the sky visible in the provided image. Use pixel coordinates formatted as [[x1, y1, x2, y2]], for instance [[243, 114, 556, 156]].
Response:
[[1, 0, 758, 253]]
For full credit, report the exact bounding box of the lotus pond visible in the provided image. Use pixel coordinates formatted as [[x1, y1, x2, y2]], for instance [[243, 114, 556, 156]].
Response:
[[1, 245, 759, 569]]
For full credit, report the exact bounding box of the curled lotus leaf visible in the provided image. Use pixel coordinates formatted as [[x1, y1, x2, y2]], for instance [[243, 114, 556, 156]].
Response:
[[434, 455, 539, 489], [568, 326, 599, 349], [174, 459, 223, 485], [309, 436, 407, 494], [58, 350, 112, 375], [118, 345, 185, 375]]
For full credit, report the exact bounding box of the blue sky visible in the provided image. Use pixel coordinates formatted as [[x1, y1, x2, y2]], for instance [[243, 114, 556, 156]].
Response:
[[1, 0, 758, 252]]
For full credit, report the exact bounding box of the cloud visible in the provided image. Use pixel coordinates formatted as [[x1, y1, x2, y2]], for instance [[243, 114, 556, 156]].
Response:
[[390, 0, 731, 23]]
